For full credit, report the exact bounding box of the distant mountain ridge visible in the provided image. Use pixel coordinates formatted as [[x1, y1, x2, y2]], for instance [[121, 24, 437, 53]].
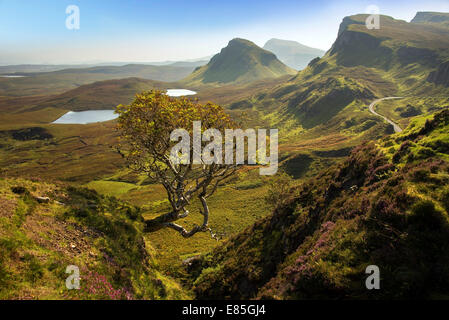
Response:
[[182, 38, 296, 85], [0, 64, 196, 97], [191, 109, 449, 299], [263, 38, 325, 70], [411, 11, 449, 25], [0, 57, 212, 75], [225, 12, 449, 144]]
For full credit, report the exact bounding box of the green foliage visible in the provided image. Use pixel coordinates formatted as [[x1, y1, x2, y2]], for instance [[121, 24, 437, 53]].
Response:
[[264, 171, 295, 208], [234, 180, 263, 190], [191, 109, 449, 299], [183, 38, 296, 85], [116, 90, 234, 161], [0, 178, 189, 300], [23, 253, 44, 283]]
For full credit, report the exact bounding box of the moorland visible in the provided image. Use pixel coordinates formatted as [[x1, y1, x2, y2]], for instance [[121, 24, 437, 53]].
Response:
[[1, 12, 449, 299]]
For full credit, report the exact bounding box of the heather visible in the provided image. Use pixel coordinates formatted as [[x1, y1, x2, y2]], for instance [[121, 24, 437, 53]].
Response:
[[191, 110, 449, 299]]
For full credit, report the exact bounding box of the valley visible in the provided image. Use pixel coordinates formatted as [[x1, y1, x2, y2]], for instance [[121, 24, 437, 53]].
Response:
[[1, 8, 449, 301], [368, 97, 404, 133]]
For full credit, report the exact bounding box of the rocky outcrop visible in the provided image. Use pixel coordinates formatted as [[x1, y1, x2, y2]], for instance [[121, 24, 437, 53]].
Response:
[[411, 12, 449, 24], [427, 60, 449, 87], [330, 30, 393, 69], [397, 46, 439, 67]]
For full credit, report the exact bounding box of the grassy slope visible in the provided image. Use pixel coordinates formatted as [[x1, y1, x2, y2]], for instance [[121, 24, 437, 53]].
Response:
[[0, 121, 122, 183], [1, 13, 448, 300], [411, 11, 449, 26], [32, 78, 171, 112], [191, 109, 449, 299], [84, 167, 272, 279], [236, 14, 449, 131], [0, 74, 294, 183], [182, 38, 296, 86], [0, 90, 276, 283], [0, 78, 177, 182], [0, 178, 188, 299], [220, 14, 449, 179]]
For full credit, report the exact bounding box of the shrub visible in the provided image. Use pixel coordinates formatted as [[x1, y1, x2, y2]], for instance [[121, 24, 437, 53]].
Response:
[[11, 186, 29, 195], [235, 180, 263, 190], [264, 172, 295, 207], [23, 253, 44, 283]]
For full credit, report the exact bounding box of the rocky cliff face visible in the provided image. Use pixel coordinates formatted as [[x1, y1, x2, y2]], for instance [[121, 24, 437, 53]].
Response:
[[428, 60, 449, 87], [330, 29, 393, 69], [411, 12, 449, 25]]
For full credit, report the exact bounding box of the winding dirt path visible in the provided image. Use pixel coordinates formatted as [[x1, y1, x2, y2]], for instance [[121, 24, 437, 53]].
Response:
[[368, 97, 404, 133]]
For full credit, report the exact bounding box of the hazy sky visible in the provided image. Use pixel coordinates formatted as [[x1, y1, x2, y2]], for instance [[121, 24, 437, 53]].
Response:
[[1, 0, 448, 65]]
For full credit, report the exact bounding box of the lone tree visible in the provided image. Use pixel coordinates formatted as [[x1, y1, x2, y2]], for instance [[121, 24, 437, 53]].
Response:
[[116, 90, 238, 238]]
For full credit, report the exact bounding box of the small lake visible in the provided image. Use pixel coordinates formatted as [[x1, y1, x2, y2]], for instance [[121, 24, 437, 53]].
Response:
[[52, 110, 118, 124], [0, 75, 27, 78], [166, 89, 197, 97], [52, 89, 197, 124]]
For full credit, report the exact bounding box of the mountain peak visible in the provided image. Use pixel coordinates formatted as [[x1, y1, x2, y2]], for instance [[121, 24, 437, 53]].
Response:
[[263, 38, 325, 70], [265, 38, 317, 51], [330, 13, 449, 70], [182, 38, 296, 85], [228, 38, 256, 46], [411, 11, 449, 24]]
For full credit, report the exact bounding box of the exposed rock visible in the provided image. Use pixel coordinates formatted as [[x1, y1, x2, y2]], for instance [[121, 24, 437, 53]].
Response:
[[330, 30, 393, 69], [427, 60, 449, 87], [182, 255, 203, 274], [411, 12, 449, 24], [35, 196, 50, 204]]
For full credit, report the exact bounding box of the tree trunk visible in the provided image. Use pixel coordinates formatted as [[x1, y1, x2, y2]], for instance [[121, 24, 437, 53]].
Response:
[[143, 196, 217, 239]]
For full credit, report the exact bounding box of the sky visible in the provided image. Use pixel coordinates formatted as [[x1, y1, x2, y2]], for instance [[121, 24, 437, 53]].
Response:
[[0, 0, 448, 65]]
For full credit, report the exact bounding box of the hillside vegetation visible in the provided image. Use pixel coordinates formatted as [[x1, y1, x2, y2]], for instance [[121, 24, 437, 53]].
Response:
[[0, 178, 188, 299], [1, 10, 449, 301], [411, 11, 449, 26], [183, 38, 296, 85], [32, 78, 170, 112], [231, 14, 449, 142], [191, 109, 449, 299]]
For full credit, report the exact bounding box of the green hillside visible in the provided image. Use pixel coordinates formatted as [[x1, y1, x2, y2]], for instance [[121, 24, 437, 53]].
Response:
[[411, 11, 449, 27], [33, 78, 170, 112], [0, 178, 188, 299], [1, 10, 449, 301], [182, 38, 297, 85], [191, 109, 449, 299], [263, 38, 325, 70], [230, 14, 449, 143]]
